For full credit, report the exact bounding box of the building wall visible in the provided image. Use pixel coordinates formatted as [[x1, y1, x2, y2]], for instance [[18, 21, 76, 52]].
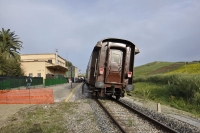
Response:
[[46, 67, 66, 76], [21, 53, 67, 79], [57, 56, 66, 67], [21, 62, 45, 77], [66, 66, 78, 77], [74, 67, 78, 77], [21, 54, 55, 62], [21, 54, 66, 67]]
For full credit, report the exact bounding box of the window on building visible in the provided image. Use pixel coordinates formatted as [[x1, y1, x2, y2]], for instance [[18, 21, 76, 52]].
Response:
[[112, 53, 120, 63], [48, 60, 52, 63], [29, 73, 33, 77], [37, 73, 41, 77]]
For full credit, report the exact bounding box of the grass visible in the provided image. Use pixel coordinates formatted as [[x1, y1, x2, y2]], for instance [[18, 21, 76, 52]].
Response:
[[134, 61, 173, 77], [167, 63, 200, 74], [131, 82, 200, 117], [128, 118, 133, 127], [0, 100, 99, 133], [0, 102, 77, 133], [132, 61, 200, 117], [134, 61, 200, 77], [146, 62, 184, 75]]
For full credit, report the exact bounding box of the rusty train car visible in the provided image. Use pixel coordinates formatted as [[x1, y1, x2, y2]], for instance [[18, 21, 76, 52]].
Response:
[[84, 38, 139, 100]]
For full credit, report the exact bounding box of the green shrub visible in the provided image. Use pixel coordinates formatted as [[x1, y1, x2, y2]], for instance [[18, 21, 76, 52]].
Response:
[[133, 74, 200, 108], [168, 74, 200, 99], [133, 82, 200, 115]]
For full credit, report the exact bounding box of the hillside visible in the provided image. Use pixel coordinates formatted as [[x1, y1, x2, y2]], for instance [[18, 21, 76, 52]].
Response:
[[134, 61, 200, 77], [133, 61, 200, 116], [134, 61, 174, 77], [167, 63, 200, 74]]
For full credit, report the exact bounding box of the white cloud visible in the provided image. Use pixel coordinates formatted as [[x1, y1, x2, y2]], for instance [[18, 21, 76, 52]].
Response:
[[1, 0, 200, 71]]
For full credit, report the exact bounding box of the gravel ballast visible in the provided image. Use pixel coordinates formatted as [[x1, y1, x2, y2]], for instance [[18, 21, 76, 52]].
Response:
[[120, 97, 200, 133]]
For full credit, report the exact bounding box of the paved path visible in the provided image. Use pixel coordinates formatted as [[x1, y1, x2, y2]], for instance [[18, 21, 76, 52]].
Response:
[[44, 83, 81, 102], [10, 83, 82, 102]]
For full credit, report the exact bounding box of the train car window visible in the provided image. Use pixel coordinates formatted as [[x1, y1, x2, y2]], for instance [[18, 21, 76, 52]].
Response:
[[88, 55, 92, 67], [112, 53, 120, 63]]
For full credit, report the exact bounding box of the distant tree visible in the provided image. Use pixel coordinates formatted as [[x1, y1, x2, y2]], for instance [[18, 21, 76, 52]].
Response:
[[0, 53, 6, 75], [0, 56, 24, 76], [0, 28, 24, 76], [0, 28, 23, 60], [66, 60, 73, 67]]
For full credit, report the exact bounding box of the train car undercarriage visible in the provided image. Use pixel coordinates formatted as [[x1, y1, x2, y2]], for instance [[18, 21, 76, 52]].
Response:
[[82, 82, 125, 100]]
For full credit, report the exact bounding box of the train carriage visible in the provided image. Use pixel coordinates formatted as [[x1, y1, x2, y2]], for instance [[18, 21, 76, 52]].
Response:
[[85, 38, 139, 100]]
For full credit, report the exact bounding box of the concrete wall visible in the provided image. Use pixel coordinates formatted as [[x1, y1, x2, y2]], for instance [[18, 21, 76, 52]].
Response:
[[21, 53, 67, 79], [66, 66, 78, 77], [21, 53, 66, 67], [74, 67, 78, 77], [21, 61, 45, 77]]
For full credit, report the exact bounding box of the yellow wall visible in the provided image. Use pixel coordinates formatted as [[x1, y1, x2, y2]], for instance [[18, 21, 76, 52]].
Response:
[[21, 53, 66, 67], [21, 53, 67, 79], [21, 54, 55, 61], [21, 61, 46, 77], [74, 67, 78, 77]]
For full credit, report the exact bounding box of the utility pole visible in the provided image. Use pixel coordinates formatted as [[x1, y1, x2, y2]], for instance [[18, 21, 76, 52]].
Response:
[[185, 62, 188, 73], [71, 66, 73, 88], [67, 53, 68, 67], [66, 53, 68, 77], [55, 49, 58, 64]]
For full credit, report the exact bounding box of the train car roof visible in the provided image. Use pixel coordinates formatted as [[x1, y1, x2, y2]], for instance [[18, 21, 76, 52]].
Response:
[[95, 38, 140, 54]]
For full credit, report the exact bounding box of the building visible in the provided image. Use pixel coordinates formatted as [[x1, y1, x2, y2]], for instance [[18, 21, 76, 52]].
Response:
[[66, 66, 78, 78], [20, 53, 68, 79]]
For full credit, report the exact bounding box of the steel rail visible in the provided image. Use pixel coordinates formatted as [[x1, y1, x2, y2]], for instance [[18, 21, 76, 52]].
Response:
[[95, 98, 127, 133], [111, 97, 179, 133]]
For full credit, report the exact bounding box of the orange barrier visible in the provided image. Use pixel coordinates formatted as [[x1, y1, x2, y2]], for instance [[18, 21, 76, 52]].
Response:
[[0, 89, 54, 104]]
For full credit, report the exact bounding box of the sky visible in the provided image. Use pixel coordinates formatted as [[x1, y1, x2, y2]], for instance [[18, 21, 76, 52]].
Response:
[[1, 0, 200, 74]]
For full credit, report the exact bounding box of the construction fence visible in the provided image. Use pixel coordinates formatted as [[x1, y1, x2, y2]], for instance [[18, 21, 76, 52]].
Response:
[[0, 76, 68, 104], [0, 89, 54, 104]]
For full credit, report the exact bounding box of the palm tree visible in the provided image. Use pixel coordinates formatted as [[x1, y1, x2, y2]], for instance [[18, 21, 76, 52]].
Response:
[[0, 28, 23, 60]]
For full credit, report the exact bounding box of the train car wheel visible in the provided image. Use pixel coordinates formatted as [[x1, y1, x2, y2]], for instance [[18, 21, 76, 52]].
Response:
[[95, 91, 99, 99], [116, 95, 120, 101], [82, 83, 86, 94], [108, 94, 113, 98], [82, 83, 86, 89]]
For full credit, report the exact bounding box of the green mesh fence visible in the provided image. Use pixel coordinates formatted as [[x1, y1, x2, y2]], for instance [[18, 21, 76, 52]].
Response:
[[44, 79, 67, 86], [0, 81, 10, 90], [0, 77, 68, 89], [0, 77, 43, 90]]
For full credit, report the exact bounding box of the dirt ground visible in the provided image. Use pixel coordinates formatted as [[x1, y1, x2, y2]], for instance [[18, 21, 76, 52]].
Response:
[[0, 104, 33, 128]]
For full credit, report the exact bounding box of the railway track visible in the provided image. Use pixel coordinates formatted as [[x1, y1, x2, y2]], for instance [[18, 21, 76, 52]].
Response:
[[82, 83, 200, 133], [95, 97, 192, 133]]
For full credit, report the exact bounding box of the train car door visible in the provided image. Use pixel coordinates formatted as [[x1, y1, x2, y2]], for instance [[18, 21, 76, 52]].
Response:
[[106, 49, 123, 83]]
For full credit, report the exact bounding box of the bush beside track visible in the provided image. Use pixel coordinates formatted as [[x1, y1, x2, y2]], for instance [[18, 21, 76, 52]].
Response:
[[132, 61, 200, 116]]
